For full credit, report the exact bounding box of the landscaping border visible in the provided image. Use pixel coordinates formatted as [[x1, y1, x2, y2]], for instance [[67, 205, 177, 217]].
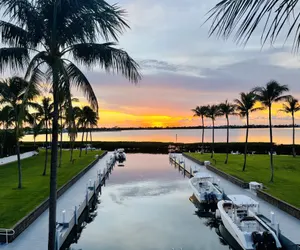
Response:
[[1, 151, 107, 243], [257, 189, 300, 220], [182, 153, 249, 189]]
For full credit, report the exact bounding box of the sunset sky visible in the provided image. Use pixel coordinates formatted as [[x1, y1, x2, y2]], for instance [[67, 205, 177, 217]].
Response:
[[13, 0, 300, 128]]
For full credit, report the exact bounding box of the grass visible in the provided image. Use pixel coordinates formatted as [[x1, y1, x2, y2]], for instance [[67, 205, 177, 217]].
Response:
[[186, 153, 300, 209], [0, 149, 104, 228]]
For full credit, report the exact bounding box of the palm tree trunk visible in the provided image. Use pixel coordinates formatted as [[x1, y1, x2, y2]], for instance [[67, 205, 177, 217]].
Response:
[[59, 108, 63, 168], [79, 129, 84, 157], [15, 111, 22, 189], [90, 130, 93, 150], [211, 119, 215, 158], [269, 105, 274, 182], [201, 116, 205, 154], [225, 116, 229, 164], [292, 112, 296, 157], [43, 121, 48, 176], [243, 114, 249, 171], [69, 136, 73, 162], [85, 127, 88, 154], [48, 66, 59, 250]]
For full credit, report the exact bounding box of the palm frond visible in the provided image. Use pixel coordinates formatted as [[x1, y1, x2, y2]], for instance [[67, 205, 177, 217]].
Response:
[[274, 94, 292, 102], [206, 0, 300, 51], [0, 20, 29, 47], [65, 42, 141, 83], [0, 47, 29, 72], [64, 61, 98, 111]]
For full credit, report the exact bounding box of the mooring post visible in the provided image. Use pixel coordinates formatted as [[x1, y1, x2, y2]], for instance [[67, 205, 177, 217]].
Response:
[[94, 180, 96, 194], [62, 210, 66, 227], [86, 188, 89, 206], [190, 166, 192, 175], [56, 228, 59, 250], [74, 206, 78, 225]]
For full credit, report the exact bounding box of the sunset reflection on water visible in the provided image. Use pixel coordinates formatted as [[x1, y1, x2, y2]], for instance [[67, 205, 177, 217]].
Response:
[[22, 128, 298, 144]]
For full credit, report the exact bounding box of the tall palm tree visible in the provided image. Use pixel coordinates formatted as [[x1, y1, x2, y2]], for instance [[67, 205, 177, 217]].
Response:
[[253, 81, 290, 182], [0, 77, 39, 188], [68, 106, 82, 162], [207, 0, 300, 52], [85, 108, 98, 154], [192, 106, 208, 153], [280, 96, 300, 157], [36, 97, 53, 176], [205, 105, 222, 158], [235, 92, 260, 171], [0, 1, 141, 248], [219, 100, 236, 164]]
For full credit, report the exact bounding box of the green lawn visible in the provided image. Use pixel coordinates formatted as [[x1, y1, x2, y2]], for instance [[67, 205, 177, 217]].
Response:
[[186, 153, 300, 208], [0, 149, 104, 228]]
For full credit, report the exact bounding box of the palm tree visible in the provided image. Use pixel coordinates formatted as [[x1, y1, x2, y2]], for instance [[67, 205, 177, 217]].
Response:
[[205, 105, 222, 158], [85, 108, 98, 154], [280, 96, 300, 157], [207, 0, 300, 52], [253, 81, 290, 182], [0, 77, 39, 188], [0, 1, 141, 248], [36, 97, 53, 176], [192, 106, 208, 153], [219, 100, 236, 164], [235, 92, 260, 171], [68, 106, 82, 162], [0, 106, 13, 158]]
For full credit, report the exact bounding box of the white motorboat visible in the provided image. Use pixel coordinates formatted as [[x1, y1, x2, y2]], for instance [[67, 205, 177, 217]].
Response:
[[216, 194, 281, 250], [189, 172, 225, 212], [115, 148, 126, 162]]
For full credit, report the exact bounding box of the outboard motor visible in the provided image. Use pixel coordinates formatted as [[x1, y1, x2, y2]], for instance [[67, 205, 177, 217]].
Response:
[[252, 232, 264, 250], [263, 231, 277, 250]]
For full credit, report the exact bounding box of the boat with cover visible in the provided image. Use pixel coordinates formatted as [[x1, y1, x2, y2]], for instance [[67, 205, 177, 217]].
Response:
[[115, 148, 126, 162], [216, 194, 281, 250], [189, 172, 225, 212]]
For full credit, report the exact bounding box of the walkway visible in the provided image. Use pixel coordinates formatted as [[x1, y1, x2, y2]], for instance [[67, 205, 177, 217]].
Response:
[[0, 152, 114, 250], [178, 154, 300, 244], [0, 151, 38, 166]]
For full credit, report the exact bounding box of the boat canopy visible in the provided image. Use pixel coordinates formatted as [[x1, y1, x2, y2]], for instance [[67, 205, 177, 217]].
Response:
[[117, 148, 125, 153], [193, 172, 213, 179], [227, 194, 259, 207]]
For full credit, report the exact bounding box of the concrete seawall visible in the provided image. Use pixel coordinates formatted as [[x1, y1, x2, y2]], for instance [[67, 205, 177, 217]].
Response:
[[0, 151, 107, 243]]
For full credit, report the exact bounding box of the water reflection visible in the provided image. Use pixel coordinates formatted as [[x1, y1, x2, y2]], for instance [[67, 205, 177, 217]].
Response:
[[64, 154, 234, 250], [23, 128, 299, 144]]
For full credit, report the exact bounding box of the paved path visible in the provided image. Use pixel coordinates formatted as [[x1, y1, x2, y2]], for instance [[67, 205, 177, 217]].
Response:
[[0, 152, 113, 250], [0, 151, 38, 166], [178, 154, 300, 244]]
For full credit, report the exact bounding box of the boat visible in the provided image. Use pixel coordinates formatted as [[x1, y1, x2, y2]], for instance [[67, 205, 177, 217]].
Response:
[[216, 194, 282, 250], [115, 148, 126, 163], [189, 172, 225, 212]]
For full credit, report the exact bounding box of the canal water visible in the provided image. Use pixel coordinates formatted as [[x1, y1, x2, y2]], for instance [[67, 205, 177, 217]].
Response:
[[65, 154, 232, 250]]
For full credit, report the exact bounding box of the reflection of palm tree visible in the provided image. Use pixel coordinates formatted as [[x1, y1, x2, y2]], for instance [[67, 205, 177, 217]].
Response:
[[0, 1, 141, 246], [235, 92, 260, 171], [253, 81, 290, 182], [280, 96, 300, 157], [192, 106, 208, 153], [206, 105, 222, 158], [219, 100, 236, 164]]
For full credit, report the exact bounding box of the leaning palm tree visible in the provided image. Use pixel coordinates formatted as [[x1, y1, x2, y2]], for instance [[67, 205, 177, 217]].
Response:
[[253, 81, 290, 182], [192, 106, 208, 153], [205, 105, 222, 158], [219, 100, 236, 164], [280, 96, 300, 157], [207, 0, 300, 53], [0, 77, 39, 188], [235, 92, 261, 171], [36, 97, 53, 176], [0, 1, 141, 248]]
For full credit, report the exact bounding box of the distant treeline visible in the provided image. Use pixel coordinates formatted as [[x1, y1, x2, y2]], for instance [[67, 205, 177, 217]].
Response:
[[21, 141, 300, 155]]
